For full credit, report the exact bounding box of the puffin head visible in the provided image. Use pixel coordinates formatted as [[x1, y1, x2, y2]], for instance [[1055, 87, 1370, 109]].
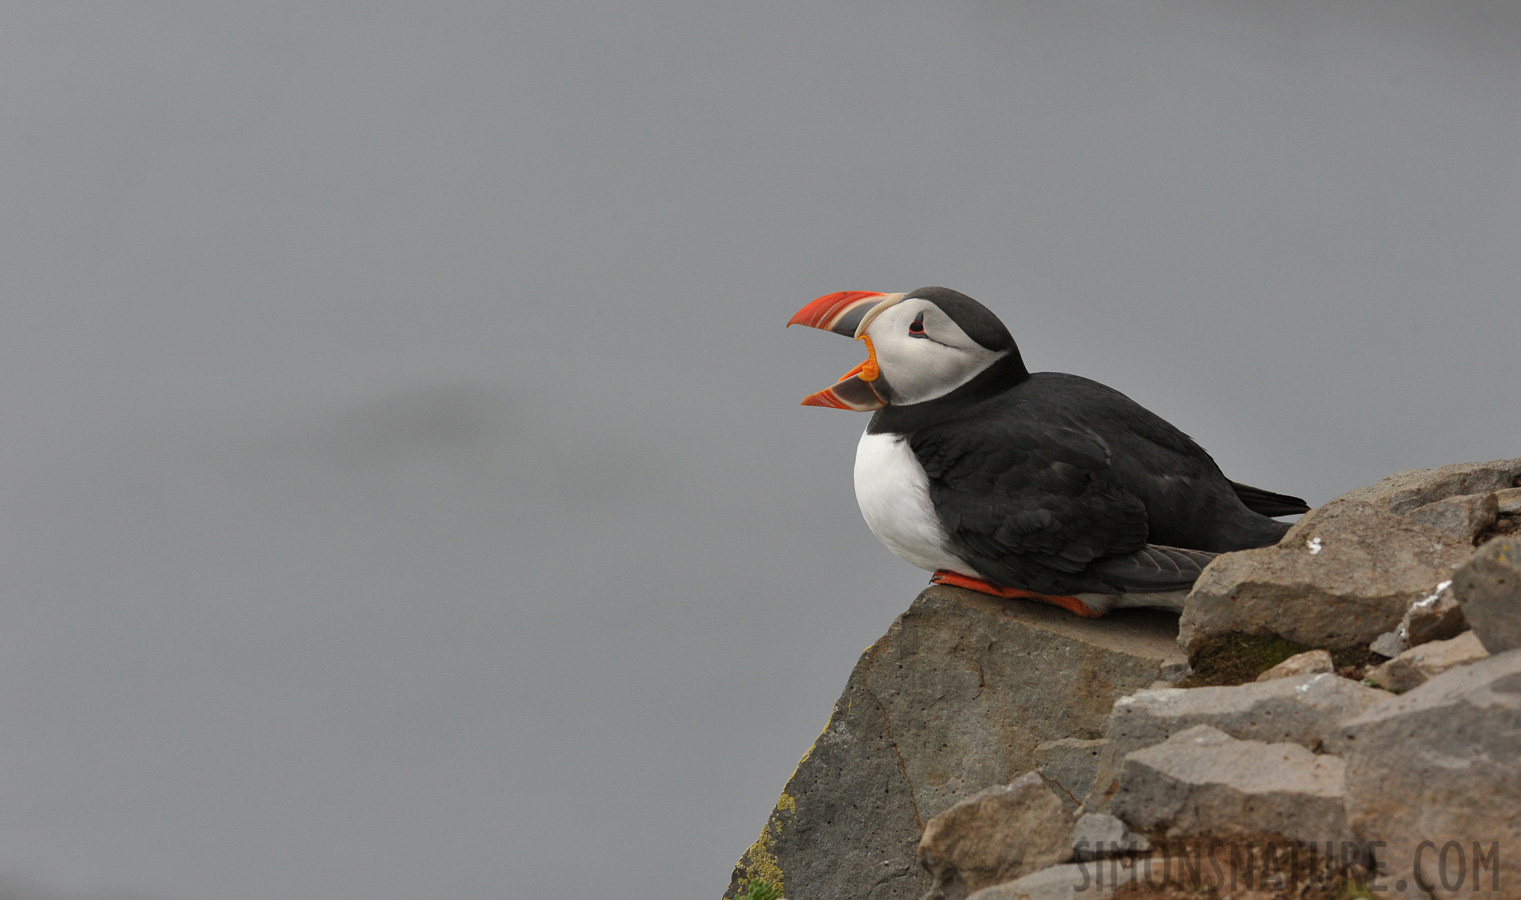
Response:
[[787, 287, 1018, 410]]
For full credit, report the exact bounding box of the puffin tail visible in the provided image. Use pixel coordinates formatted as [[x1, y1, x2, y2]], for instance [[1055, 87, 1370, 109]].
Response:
[[1231, 481, 1310, 517]]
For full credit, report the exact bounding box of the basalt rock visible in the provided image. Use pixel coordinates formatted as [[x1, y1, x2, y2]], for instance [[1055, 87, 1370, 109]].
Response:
[[1110, 725, 1353, 845], [1179, 504, 1471, 656], [1085, 673, 1383, 812], [1070, 813, 1150, 861], [1034, 738, 1105, 811], [1255, 649, 1334, 682], [724, 586, 1187, 900], [916, 773, 1074, 900], [1335, 458, 1521, 518], [1405, 491, 1499, 544], [1369, 630, 1409, 659], [1340, 649, 1521, 899], [965, 863, 1117, 900], [1452, 536, 1521, 654], [1397, 580, 1467, 649], [1365, 630, 1488, 693], [1178, 459, 1521, 659]]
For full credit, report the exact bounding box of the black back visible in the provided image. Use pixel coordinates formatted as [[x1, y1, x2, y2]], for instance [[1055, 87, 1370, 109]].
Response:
[[878, 368, 1300, 595]]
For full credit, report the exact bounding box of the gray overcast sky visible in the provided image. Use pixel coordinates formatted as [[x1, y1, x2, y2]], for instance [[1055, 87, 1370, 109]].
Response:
[[1, 2, 1517, 898]]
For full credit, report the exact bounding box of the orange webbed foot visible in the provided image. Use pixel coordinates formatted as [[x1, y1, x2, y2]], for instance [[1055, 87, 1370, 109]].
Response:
[[931, 570, 1105, 619]]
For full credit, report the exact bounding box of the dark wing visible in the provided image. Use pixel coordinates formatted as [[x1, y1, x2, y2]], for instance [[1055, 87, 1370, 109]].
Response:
[[910, 418, 1209, 595], [1084, 544, 1217, 592], [1230, 481, 1311, 517]]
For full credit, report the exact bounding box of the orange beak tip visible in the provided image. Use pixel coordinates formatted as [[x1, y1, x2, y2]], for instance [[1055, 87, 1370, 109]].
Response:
[[797, 376, 886, 412]]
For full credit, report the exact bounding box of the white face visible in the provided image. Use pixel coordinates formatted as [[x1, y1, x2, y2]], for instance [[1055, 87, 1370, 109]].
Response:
[[862, 297, 1007, 405]]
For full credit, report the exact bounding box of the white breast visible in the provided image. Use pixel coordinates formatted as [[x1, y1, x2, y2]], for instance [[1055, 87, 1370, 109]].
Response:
[[853, 431, 971, 575]]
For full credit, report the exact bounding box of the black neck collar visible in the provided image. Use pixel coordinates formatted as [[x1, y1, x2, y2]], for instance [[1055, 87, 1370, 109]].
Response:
[[867, 349, 1030, 435]]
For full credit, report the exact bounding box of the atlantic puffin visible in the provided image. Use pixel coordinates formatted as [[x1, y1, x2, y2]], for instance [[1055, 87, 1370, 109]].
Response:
[[788, 287, 1308, 617]]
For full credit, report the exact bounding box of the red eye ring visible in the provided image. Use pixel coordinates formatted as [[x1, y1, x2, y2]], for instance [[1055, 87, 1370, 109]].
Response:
[[908, 312, 926, 337]]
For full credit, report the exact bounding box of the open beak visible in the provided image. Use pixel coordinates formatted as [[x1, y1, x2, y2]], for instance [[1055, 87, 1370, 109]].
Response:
[[786, 291, 904, 410]]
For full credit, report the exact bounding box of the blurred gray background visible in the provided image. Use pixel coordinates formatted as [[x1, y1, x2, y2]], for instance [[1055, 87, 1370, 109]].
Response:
[[1, 2, 1517, 898]]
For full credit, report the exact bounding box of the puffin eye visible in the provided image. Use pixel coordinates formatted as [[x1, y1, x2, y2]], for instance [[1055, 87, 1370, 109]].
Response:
[[908, 313, 927, 338]]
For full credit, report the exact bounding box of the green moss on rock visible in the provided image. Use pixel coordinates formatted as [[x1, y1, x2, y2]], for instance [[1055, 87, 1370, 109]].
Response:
[[1181, 633, 1314, 687]]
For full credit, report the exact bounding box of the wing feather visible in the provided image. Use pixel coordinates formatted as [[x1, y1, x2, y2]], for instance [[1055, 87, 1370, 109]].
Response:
[[910, 419, 1163, 593]]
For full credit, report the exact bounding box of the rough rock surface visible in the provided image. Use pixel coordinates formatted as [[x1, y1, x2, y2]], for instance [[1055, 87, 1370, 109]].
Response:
[[965, 863, 1115, 900], [1399, 580, 1466, 648], [1405, 491, 1499, 543], [1086, 673, 1383, 812], [1179, 459, 1521, 658], [724, 586, 1186, 900], [982, 841, 1361, 899], [1372, 577, 1464, 660], [1256, 649, 1334, 682], [1071, 813, 1150, 861], [1110, 725, 1352, 844], [1369, 630, 1408, 659], [1335, 458, 1521, 517], [1366, 630, 1488, 693], [1452, 536, 1521, 653], [1340, 649, 1521, 899], [917, 773, 1074, 900], [1034, 738, 1104, 810], [1179, 499, 1472, 654]]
